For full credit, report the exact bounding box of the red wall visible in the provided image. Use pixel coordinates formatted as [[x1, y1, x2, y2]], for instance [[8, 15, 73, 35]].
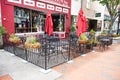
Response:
[[1, 0, 14, 33], [1, 0, 71, 34]]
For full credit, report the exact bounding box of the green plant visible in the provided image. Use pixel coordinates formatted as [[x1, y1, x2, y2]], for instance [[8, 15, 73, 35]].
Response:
[[9, 34, 21, 44], [87, 29, 97, 45], [101, 30, 106, 34], [0, 26, 6, 36], [79, 33, 88, 40], [58, 22, 63, 30], [26, 36, 37, 44], [58, 23, 62, 28], [25, 36, 40, 48], [90, 29, 95, 34], [70, 25, 76, 32]]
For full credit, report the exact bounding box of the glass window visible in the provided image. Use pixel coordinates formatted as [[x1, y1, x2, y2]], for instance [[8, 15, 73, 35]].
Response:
[[14, 7, 65, 33], [31, 10, 45, 32], [52, 14, 65, 32], [86, 0, 90, 9], [14, 7, 45, 33]]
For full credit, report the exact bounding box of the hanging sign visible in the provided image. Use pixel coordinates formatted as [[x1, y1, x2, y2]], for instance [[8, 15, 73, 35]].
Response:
[[63, 8, 69, 13], [56, 6, 62, 12], [24, 0, 35, 6], [36, 2, 46, 9], [38, 0, 70, 8], [47, 4, 54, 10], [7, 0, 22, 4]]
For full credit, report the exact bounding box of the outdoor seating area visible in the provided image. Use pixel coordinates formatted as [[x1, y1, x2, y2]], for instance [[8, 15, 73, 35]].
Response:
[[97, 35, 113, 51], [3, 33, 113, 70]]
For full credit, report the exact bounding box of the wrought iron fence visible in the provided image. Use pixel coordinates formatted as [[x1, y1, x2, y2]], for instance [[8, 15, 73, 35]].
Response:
[[3, 33, 112, 69], [3, 34, 80, 70]]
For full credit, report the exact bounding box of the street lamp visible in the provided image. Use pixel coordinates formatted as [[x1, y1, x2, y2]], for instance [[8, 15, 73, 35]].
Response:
[[117, 7, 120, 34]]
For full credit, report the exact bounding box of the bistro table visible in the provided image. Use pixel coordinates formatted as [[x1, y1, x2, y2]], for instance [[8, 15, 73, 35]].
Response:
[[100, 38, 110, 51], [78, 40, 88, 54]]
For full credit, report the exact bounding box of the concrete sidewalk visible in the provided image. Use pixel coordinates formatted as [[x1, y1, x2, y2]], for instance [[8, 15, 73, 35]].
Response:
[[1, 43, 120, 80], [54, 44, 120, 80], [0, 50, 61, 80]]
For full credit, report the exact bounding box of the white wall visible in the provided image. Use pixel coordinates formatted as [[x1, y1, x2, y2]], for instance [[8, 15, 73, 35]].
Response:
[[71, 0, 81, 15], [93, 1, 105, 32], [0, 1, 2, 26]]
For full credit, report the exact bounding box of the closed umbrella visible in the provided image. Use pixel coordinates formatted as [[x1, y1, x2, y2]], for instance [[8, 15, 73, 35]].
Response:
[[44, 11, 53, 36], [82, 16, 87, 33], [76, 9, 87, 37]]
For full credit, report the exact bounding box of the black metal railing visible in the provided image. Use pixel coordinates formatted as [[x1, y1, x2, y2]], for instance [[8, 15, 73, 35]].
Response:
[[3, 34, 78, 70], [3, 33, 112, 70]]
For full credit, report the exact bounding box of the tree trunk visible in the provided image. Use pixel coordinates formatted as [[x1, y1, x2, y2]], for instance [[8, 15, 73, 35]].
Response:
[[108, 17, 116, 35]]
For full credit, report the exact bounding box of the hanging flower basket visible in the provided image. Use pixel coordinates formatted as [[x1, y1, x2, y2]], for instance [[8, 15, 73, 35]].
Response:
[[25, 42, 41, 49], [9, 38, 21, 44], [9, 34, 21, 44], [78, 33, 88, 44], [100, 34, 107, 36], [78, 40, 87, 44], [24, 36, 41, 49]]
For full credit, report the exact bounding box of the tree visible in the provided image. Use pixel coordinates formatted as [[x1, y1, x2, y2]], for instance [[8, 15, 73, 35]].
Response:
[[93, 0, 120, 34]]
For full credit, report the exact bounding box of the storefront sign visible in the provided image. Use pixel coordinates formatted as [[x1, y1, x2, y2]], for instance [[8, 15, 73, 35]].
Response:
[[63, 8, 69, 13], [24, 0, 35, 6], [56, 6, 62, 12], [6, 0, 70, 13], [8, 0, 22, 4], [47, 4, 54, 10], [36, 2, 46, 9], [38, 0, 70, 8]]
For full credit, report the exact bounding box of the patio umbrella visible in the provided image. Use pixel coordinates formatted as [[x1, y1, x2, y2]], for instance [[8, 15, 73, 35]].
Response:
[[82, 16, 87, 33], [44, 11, 53, 36], [76, 9, 87, 37]]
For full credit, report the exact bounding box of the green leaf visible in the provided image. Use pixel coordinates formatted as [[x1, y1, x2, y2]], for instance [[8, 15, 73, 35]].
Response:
[[0, 26, 6, 36]]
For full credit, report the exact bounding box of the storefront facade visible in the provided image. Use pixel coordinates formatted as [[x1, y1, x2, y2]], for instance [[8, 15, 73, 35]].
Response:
[[0, 0, 71, 38]]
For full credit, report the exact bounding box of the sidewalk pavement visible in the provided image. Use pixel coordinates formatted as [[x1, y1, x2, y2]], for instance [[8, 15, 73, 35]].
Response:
[[54, 44, 120, 80], [1, 44, 120, 80], [0, 50, 61, 80]]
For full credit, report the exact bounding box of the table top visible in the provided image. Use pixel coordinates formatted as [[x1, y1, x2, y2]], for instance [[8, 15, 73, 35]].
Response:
[[100, 38, 110, 42]]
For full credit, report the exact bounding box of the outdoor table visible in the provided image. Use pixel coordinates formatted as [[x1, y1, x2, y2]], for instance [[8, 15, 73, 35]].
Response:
[[78, 42, 87, 54], [100, 38, 110, 50]]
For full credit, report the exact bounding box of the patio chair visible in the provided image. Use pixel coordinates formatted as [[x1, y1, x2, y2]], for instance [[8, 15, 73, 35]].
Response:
[[97, 35, 110, 51]]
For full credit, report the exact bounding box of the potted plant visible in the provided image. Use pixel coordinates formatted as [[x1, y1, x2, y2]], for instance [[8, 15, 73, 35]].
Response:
[[9, 34, 21, 44], [86, 29, 96, 49], [100, 30, 107, 36], [70, 24, 76, 38], [0, 26, 6, 48], [58, 22, 63, 31], [89, 29, 95, 35], [78, 33, 88, 44], [25, 36, 40, 49], [70, 24, 76, 32]]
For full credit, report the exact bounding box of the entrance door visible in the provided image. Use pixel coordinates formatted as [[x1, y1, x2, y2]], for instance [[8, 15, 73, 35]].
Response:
[[88, 20, 97, 31]]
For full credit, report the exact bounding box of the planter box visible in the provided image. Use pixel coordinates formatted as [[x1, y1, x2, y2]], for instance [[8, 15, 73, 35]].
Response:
[[113, 37, 120, 44]]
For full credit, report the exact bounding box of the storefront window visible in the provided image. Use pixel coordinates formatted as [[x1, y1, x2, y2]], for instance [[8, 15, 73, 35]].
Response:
[[14, 7, 65, 33], [52, 14, 65, 32], [14, 7, 45, 33]]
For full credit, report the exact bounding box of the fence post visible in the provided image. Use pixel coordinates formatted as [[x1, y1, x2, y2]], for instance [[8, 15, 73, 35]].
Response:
[[68, 37, 71, 61], [12, 43, 16, 55], [25, 48, 28, 61], [45, 38, 47, 70]]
